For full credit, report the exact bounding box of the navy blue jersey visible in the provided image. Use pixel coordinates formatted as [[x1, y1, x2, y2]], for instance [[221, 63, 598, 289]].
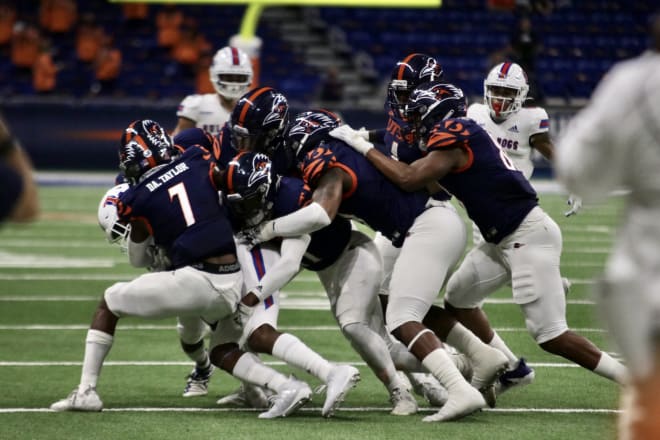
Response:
[[377, 111, 424, 165], [300, 140, 430, 247], [272, 176, 352, 271], [376, 112, 451, 202], [117, 146, 236, 268], [0, 162, 22, 222], [426, 117, 538, 243]]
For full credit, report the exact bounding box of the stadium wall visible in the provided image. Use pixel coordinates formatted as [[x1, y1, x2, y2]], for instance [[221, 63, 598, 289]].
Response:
[[2, 100, 577, 177]]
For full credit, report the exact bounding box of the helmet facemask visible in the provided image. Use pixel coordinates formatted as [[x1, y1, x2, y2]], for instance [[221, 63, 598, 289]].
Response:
[[483, 62, 529, 122], [485, 85, 523, 122], [209, 47, 253, 100]]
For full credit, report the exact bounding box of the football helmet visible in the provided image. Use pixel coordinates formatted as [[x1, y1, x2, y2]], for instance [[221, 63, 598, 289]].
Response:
[[484, 62, 529, 122], [97, 183, 131, 251], [387, 53, 443, 117], [224, 151, 274, 227], [286, 109, 342, 162], [118, 119, 175, 185], [209, 46, 253, 100], [230, 87, 289, 155], [404, 82, 467, 145]]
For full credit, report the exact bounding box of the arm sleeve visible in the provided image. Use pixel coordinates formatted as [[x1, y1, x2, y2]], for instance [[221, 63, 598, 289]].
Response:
[[261, 202, 332, 241], [250, 234, 311, 301]]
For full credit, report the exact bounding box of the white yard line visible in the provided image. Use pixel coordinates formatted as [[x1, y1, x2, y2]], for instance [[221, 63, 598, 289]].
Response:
[[0, 406, 621, 414], [0, 324, 607, 332]]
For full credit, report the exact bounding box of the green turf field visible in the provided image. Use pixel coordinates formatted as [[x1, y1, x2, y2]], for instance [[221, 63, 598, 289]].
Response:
[[0, 184, 625, 440]]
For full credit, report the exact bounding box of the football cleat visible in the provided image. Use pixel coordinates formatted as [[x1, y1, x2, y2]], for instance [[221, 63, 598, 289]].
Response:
[[495, 357, 535, 396], [389, 386, 418, 416], [422, 383, 485, 422], [562, 277, 572, 295], [469, 345, 509, 393], [258, 378, 312, 419], [216, 383, 271, 408], [50, 386, 103, 412], [321, 364, 361, 418], [406, 372, 448, 407], [182, 365, 214, 397]]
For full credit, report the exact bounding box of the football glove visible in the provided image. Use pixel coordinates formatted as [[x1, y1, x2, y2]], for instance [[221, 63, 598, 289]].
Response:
[[564, 194, 582, 217], [329, 125, 374, 156]]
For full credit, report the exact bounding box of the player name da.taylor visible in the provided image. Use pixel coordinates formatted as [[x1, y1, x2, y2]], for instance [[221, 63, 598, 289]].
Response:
[[145, 162, 190, 192]]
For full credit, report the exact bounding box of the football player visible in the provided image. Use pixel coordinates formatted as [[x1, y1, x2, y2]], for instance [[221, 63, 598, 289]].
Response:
[[466, 62, 577, 395], [176, 91, 362, 418], [224, 145, 419, 416], [96, 181, 269, 405], [239, 103, 514, 422], [556, 19, 660, 438], [469, 61, 581, 218], [331, 82, 628, 405], [172, 46, 253, 136], [51, 119, 312, 419]]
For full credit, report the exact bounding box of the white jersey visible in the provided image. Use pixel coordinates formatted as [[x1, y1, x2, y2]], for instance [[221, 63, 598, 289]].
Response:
[[176, 93, 231, 135], [557, 51, 660, 379], [467, 103, 549, 179]]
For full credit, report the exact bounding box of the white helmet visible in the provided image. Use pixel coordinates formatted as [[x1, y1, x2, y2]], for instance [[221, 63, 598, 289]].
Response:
[[209, 46, 253, 100], [484, 62, 529, 122], [97, 183, 131, 251]]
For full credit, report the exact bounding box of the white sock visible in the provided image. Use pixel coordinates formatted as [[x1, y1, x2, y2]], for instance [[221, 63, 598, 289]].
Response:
[[231, 351, 287, 393], [594, 351, 629, 384], [446, 323, 490, 361], [79, 329, 113, 390], [488, 331, 518, 367], [421, 348, 467, 392], [272, 333, 333, 382]]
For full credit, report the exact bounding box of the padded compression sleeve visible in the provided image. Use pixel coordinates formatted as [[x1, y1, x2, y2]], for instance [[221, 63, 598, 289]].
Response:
[[260, 202, 331, 241]]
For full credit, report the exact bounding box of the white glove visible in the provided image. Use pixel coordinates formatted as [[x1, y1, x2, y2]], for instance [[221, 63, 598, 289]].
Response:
[[564, 194, 582, 217], [236, 221, 276, 248], [329, 125, 374, 156], [356, 127, 370, 141]]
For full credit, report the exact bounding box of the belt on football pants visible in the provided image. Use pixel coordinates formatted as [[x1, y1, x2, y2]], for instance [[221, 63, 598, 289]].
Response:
[[190, 260, 240, 274]]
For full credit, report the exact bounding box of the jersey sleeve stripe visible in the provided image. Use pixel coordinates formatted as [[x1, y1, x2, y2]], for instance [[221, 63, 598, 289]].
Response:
[[330, 163, 358, 199], [428, 131, 457, 147]]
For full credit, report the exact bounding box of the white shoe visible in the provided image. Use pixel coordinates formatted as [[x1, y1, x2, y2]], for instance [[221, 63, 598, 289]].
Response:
[[50, 386, 103, 412], [182, 365, 214, 397], [406, 372, 448, 407], [217, 383, 270, 408], [258, 378, 312, 419], [562, 277, 572, 295], [321, 364, 361, 418], [469, 346, 509, 393], [422, 384, 485, 422], [389, 387, 418, 416]]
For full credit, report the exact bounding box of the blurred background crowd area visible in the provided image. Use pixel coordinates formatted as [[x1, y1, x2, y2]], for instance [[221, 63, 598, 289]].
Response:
[[0, 0, 653, 108]]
